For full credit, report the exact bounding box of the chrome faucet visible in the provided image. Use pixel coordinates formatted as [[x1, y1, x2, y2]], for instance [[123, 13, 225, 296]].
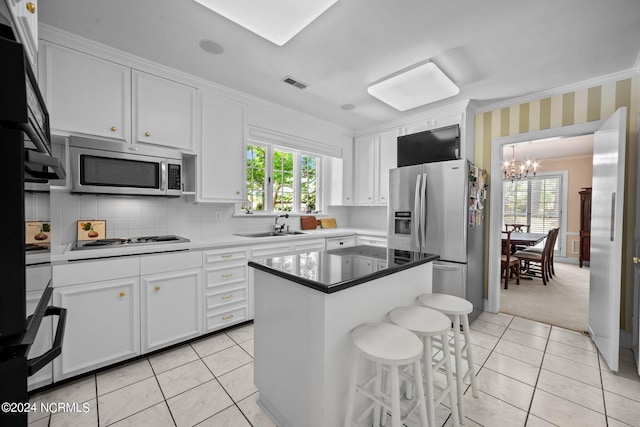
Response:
[[274, 214, 289, 233]]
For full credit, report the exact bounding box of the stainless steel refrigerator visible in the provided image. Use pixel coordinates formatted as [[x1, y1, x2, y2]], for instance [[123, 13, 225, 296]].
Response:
[[388, 159, 487, 321]]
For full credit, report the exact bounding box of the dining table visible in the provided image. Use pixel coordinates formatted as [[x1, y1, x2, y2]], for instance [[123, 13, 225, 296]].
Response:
[[505, 232, 548, 248], [502, 232, 548, 257]]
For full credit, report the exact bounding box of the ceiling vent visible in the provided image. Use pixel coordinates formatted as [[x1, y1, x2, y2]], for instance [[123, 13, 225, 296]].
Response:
[[282, 76, 308, 89]]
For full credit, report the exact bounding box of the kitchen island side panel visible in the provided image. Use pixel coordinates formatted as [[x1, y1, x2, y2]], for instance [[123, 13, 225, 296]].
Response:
[[253, 262, 433, 427]]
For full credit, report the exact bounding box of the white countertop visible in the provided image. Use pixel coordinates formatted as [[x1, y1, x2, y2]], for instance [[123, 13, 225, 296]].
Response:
[[50, 228, 387, 264]]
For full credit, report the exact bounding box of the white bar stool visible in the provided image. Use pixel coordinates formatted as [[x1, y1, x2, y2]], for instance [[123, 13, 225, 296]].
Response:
[[344, 323, 429, 427], [417, 293, 478, 423], [388, 306, 460, 427]]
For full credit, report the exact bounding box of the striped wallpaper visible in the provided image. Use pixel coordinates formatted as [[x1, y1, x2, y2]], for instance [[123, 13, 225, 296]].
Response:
[[474, 76, 640, 331], [475, 76, 640, 168]]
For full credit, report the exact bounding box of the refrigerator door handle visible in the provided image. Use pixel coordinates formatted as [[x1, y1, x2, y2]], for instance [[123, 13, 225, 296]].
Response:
[[414, 174, 422, 249], [421, 173, 428, 248]]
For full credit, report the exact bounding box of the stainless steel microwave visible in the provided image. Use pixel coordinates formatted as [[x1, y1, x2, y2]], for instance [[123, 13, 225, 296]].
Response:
[[69, 137, 182, 197]]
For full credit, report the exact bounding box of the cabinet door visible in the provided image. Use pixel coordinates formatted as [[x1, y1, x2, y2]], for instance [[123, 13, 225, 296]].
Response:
[[199, 92, 247, 202], [26, 290, 52, 391], [8, 0, 38, 67], [53, 278, 140, 381], [141, 269, 202, 353], [353, 256, 374, 276], [342, 140, 354, 204], [133, 71, 197, 151], [354, 134, 375, 204], [376, 128, 399, 204], [40, 42, 131, 142]]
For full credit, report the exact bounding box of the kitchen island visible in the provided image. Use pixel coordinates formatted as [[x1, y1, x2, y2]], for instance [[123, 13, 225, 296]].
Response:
[[248, 245, 438, 427]]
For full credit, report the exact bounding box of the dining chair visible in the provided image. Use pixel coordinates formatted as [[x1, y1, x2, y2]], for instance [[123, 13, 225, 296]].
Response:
[[504, 223, 531, 233], [504, 223, 531, 252], [520, 227, 559, 278], [501, 231, 520, 289], [513, 228, 555, 285]]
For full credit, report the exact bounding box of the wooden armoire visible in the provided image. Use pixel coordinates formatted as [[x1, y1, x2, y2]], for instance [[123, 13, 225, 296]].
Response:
[[578, 187, 592, 267]]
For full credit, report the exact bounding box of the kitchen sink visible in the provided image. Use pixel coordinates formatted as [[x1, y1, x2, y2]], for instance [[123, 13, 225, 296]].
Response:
[[235, 231, 306, 238]]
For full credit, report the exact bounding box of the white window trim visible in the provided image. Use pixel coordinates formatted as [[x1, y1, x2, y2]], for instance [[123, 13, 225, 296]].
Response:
[[239, 141, 323, 215]]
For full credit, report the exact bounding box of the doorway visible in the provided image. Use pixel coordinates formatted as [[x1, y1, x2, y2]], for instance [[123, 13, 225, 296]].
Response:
[[487, 121, 605, 324], [498, 136, 591, 331]]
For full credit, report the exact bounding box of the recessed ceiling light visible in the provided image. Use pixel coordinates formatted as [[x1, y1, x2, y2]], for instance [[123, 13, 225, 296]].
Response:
[[367, 62, 459, 111], [193, 0, 339, 46], [199, 39, 224, 54], [341, 104, 356, 111]]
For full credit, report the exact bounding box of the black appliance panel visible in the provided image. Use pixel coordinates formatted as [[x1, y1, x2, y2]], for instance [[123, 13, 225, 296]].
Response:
[[397, 124, 460, 166]]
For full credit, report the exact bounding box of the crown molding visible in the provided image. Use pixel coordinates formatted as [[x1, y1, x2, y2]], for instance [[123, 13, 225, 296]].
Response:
[[474, 68, 640, 114]]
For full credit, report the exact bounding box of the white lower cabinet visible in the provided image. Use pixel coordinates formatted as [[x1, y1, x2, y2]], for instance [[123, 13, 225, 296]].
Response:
[[326, 235, 356, 250], [204, 247, 250, 331], [26, 290, 52, 391], [140, 252, 203, 353], [355, 234, 387, 248], [51, 252, 203, 382], [53, 277, 140, 381], [26, 264, 53, 391]]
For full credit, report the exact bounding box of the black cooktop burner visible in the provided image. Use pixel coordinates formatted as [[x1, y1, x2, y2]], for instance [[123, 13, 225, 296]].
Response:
[[25, 243, 50, 252], [72, 235, 190, 251]]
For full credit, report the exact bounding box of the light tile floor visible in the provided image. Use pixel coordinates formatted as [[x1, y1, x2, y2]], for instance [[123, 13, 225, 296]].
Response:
[[27, 313, 640, 426]]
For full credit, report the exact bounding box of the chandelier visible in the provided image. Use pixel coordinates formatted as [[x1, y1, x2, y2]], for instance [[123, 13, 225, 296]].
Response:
[[503, 146, 538, 182]]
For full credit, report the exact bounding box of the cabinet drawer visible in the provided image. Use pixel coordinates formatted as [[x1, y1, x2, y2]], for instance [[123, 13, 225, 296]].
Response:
[[326, 236, 356, 250], [204, 247, 248, 264], [205, 284, 248, 311], [140, 250, 202, 275], [205, 264, 247, 287], [54, 257, 139, 287], [205, 305, 249, 332], [250, 243, 291, 259], [294, 239, 325, 253], [356, 235, 387, 248]]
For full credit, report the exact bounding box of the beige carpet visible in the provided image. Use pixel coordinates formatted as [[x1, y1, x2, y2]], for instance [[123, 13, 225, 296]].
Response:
[[500, 261, 590, 332]]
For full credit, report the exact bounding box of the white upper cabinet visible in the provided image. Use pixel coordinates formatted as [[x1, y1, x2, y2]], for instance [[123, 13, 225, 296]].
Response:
[[7, 0, 38, 67], [353, 134, 376, 204], [198, 91, 247, 203], [40, 43, 197, 152], [376, 128, 399, 204], [352, 128, 399, 205], [40, 42, 131, 142], [133, 71, 197, 152]]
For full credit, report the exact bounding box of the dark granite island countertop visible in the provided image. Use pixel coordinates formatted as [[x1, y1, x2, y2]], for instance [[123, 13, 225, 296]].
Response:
[[248, 245, 439, 293], [249, 245, 439, 427]]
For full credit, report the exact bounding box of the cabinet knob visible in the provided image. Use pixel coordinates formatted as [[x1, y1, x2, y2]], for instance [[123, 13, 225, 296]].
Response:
[[235, 191, 240, 195], [222, 314, 234, 320], [145, 131, 151, 137], [155, 286, 161, 291], [221, 273, 233, 278], [111, 126, 117, 132], [119, 292, 126, 297], [222, 294, 234, 300], [26, 2, 35, 13]]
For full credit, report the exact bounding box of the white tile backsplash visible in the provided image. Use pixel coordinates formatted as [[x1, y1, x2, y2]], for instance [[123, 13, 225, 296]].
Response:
[[48, 190, 373, 246]]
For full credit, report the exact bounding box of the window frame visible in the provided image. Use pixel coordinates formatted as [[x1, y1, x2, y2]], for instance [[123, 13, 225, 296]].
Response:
[[502, 170, 568, 256], [243, 142, 322, 215]]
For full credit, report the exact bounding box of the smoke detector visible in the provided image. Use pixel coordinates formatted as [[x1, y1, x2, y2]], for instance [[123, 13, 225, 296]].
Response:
[[282, 76, 308, 90]]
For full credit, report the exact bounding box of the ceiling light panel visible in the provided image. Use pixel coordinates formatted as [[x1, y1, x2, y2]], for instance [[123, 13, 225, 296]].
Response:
[[193, 0, 339, 46], [367, 62, 459, 111]]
